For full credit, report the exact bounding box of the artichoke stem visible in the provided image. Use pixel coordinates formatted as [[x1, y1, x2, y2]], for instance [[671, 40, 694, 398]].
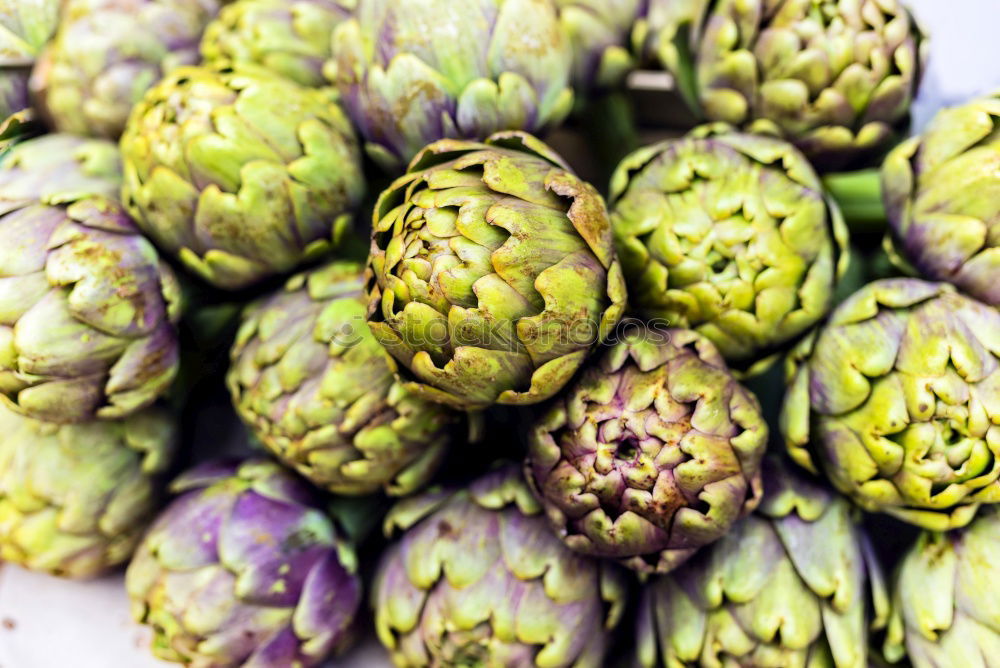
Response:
[[823, 169, 886, 233]]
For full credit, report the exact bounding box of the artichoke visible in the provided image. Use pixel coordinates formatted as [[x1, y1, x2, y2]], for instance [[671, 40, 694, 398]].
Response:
[[372, 464, 628, 667], [0, 0, 59, 121], [555, 0, 645, 91], [0, 134, 182, 423], [120, 62, 365, 290], [882, 93, 1000, 306], [327, 0, 575, 171], [228, 260, 459, 497], [0, 403, 176, 578], [636, 457, 889, 668], [884, 508, 1000, 667], [367, 131, 627, 410], [781, 278, 1000, 531], [201, 0, 352, 88], [638, 0, 927, 170], [525, 324, 767, 573], [610, 130, 849, 376], [29, 0, 220, 140], [126, 458, 362, 667]]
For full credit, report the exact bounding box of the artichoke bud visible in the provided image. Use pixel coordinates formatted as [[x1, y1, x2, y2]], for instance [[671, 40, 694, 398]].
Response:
[[781, 278, 1000, 531], [526, 323, 768, 573], [126, 458, 363, 667], [228, 260, 460, 497], [373, 464, 628, 667]]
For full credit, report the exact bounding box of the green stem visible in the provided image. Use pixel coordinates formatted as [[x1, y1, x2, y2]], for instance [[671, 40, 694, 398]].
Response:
[[823, 169, 886, 233]]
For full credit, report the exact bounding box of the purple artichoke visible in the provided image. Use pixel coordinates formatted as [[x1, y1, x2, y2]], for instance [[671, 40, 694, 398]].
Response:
[[526, 324, 767, 573], [126, 459, 362, 667], [636, 456, 889, 667], [366, 131, 626, 410], [883, 92, 1000, 306], [637, 0, 928, 170], [372, 464, 628, 667], [781, 278, 1000, 531], [227, 261, 459, 496], [327, 0, 575, 171], [29, 0, 221, 140], [0, 134, 181, 423]]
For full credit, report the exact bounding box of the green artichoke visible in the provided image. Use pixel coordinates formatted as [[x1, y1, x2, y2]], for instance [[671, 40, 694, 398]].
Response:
[[126, 458, 362, 667], [327, 0, 575, 171], [29, 0, 221, 140], [372, 464, 628, 667], [781, 278, 1000, 531], [636, 457, 889, 667], [0, 403, 176, 578], [884, 508, 1000, 667], [201, 0, 352, 88], [0, 134, 182, 423], [526, 324, 767, 573], [120, 62, 365, 290], [0, 0, 59, 121], [555, 0, 645, 91], [882, 93, 1000, 306], [228, 260, 459, 496], [367, 131, 627, 410], [610, 130, 849, 376], [638, 0, 927, 170]]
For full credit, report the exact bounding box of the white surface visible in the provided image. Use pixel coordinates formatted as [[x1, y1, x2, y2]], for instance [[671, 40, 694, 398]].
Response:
[[3, 2, 1000, 667]]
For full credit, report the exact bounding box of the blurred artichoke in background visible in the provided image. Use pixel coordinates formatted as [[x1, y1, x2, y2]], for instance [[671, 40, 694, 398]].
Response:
[[0, 404, 176, 578], [0, 0, 59, 122], [367, 131, 626, 410], [781, 278, 1000, 531], [526, 324, 767, 573], [555, 0, 646, 91], [201, 0, 353, 87], [638, 0, 927, 170], [884, 508, 1000, 667], [120, 62, 364, 289], [883, 93, 1000, 306], [372, 464, 627, 667], [228, 261, 458, 496], [610, 130, 849, 377], [0, 135, 182, 423], [637, 457, 889, 667], [29, 0, 220, 140], [327, 0, 575, 171], [127, 459, 362, 667]]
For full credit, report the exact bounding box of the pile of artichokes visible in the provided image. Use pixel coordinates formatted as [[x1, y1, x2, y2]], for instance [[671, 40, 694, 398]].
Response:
[[0, 1, 995, 667]]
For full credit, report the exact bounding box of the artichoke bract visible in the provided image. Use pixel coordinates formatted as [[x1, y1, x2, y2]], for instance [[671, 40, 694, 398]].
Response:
[[883, 93, 1000, 306], [555, 0, 645, 92], [884, 508, 1000, 667], [0, 404, 176, 579], [781, 278, 1000, 531], [0, 135, 182, 423], [610, 130, 849, 377], [120, 62, 365, 290], [636, 457, 888, 668], [639, 0, 927, 170], [526, 324, 767, 573], [29, 0, 220, 140], [228, 260, 458, 496], [367, 131, 627, 410], [372, 464, 628, 667], [328, 0, 575, 171], [201, 0, 353, 87], [126, 459, 362, 667]]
